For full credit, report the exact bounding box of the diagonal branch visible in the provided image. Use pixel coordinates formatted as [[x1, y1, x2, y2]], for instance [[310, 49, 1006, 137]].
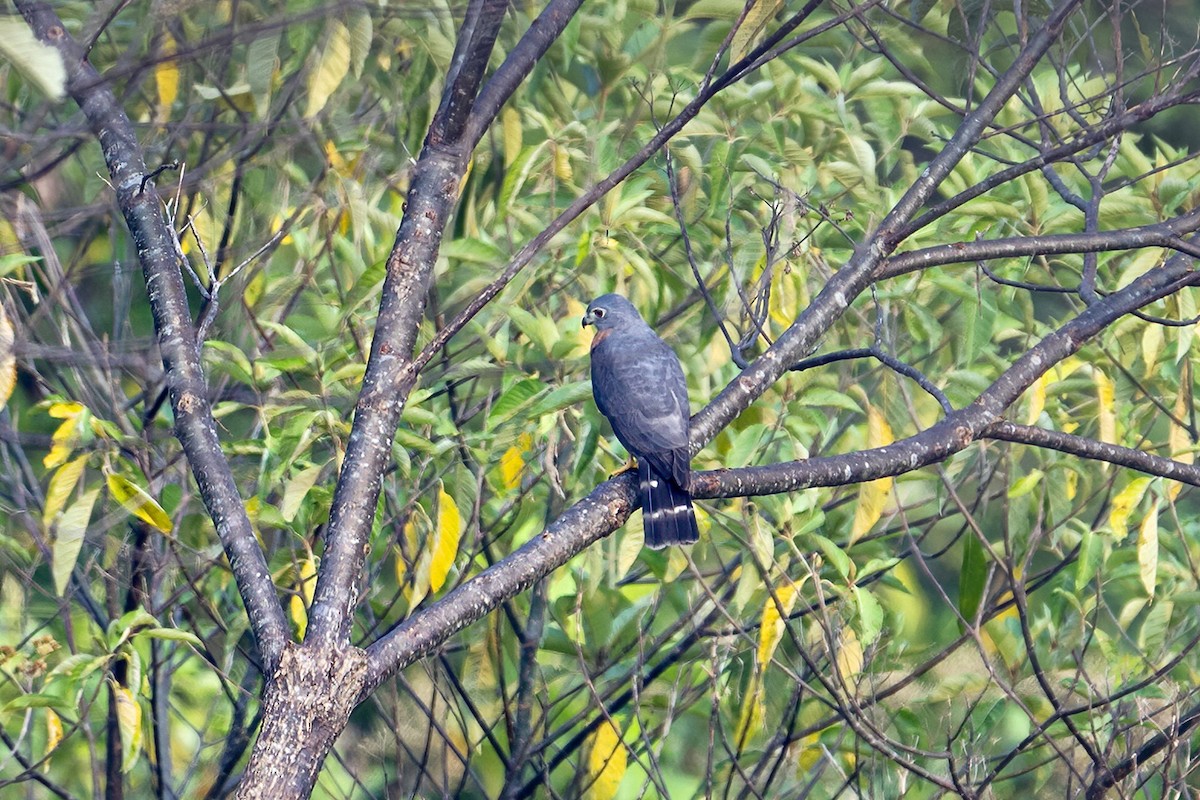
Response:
[[14, 0, 289, 671], [879, 206, 1200, 281]]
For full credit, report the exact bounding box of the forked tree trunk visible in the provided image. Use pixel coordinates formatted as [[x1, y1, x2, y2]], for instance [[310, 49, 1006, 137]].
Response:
[[234, 643, 368, 798]]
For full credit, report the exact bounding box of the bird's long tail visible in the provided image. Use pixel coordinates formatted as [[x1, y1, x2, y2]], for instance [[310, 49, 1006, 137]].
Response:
[[640, 462, 699, 549]]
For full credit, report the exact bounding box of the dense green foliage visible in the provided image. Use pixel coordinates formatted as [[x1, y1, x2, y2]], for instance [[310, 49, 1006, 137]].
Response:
[[2, 0, 1200, 797]]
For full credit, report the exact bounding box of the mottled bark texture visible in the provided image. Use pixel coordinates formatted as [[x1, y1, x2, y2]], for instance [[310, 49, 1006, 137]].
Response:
[[234, 644, 368, 799]]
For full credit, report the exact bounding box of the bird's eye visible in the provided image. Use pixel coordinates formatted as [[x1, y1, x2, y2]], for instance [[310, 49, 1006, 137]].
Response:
[[594, 308, 606, 318]]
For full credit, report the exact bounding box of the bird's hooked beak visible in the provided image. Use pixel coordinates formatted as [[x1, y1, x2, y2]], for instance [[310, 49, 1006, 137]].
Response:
[[581, 310, 597, 328]]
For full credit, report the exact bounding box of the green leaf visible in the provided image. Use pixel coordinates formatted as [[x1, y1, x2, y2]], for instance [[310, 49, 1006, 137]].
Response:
[[488, 377, 548, 429], [53, 487, 100, 595], [137, 628, 203, 647], [958, 532, 987, 624], [246, 32, 280, 98], [281, 462, 326, 522], [806, 533, 852, 581], [108, 608, 159, 650], [1007, 470, 1044, 499], [2, 693, 75, 713], [528, 381, 592, 419], [305, 20, 351, 117], [0, 18, 66, 99], [348, 9, 373, 78], [204, 341, 256, 386], [1075, 524, 1101, 589], [854, 586, 884, 646]]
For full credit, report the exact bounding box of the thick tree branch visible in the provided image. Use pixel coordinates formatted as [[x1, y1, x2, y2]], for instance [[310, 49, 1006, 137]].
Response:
[[14, 0, 289, 670], [464, 0, 587, 149], [306, 0, 509, 651]]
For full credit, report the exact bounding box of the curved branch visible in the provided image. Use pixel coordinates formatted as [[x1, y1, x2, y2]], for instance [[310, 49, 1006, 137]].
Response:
[[14, 0, 289, 670]]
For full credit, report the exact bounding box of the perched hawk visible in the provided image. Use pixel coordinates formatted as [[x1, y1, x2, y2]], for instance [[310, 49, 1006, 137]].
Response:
[[582, 294, 699, 548]]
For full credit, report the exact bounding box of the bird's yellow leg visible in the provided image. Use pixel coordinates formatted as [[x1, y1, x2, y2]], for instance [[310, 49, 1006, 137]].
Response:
[[610, 456, 638, 478]]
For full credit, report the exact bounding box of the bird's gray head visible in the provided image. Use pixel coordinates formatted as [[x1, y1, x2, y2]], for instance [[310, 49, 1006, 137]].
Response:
[[582, 293, 646, 331]]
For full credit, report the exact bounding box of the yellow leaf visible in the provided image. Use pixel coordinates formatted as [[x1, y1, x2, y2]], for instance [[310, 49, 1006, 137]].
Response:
[[757, 583, 798, 667], [735, 678, 765, 745], [552, 142, 573, 181], [44, 453, 88, 528], [290, 594, 308, 640], [429, 483, 462, 593], [730, 0, 784, 63], [268, 210, 296, 247], [324, 139, 349, 175], [584, 720, 627, 800], [0, 303, 14, 412], [53, 486, 100, 595], [795, 731, 823, 771], [44, 420, 77, 470], [850, 406, 894, 544], [1138, 507, 1159, 598], [1025, 373, 1046, 425], [297, 555, 317, 605], [111, 682, 142, 772], [155, 33, 179, 121], [502, 107, 522, 167], [1108, 476, 1152, 539], [106, 471, 173, 533], [305, 20, 351, 117], [48, 401, 84, 419], [45, 708, 62, 755], [1142, 323, 1163, 375], [499, 444, 526, 491], [1168, 391, 1193, 501], [851, 478, 892, 545], [44, 402, 85, 469], [1094, 369, 1116, 443], [834, 627, 863, 688], [866, 404, 893, 449]]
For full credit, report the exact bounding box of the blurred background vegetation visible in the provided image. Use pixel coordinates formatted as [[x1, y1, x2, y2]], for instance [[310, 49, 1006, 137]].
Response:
[[3, 0, 1200, 796]]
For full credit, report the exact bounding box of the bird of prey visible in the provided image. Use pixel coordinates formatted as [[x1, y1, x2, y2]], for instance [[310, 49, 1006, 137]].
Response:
[[582, 293, 699, 548]]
